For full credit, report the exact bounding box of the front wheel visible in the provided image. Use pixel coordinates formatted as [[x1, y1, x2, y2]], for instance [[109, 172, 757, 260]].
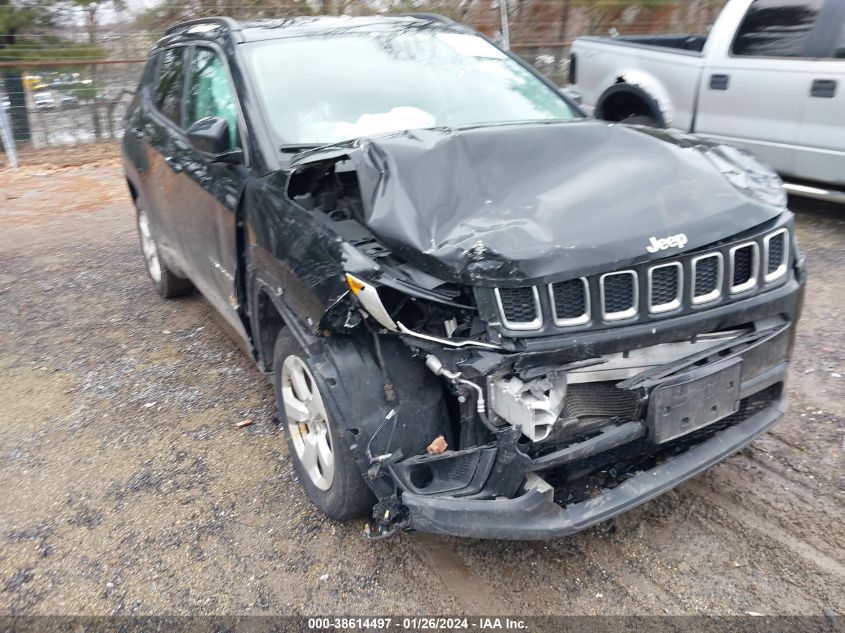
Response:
[[272, 330, 375, 520]]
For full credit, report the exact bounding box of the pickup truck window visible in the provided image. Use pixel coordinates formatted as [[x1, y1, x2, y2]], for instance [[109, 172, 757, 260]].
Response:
[[155, 47, 186, 126], [834, 21, 845, 57], [732, 0, 824, 58]]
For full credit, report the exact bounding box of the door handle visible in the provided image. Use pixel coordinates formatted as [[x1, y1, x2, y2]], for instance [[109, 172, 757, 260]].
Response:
[[130, 127, 143, 138], [164, 156, 183, 173], [810, 79, 837, 98], [709, 74, 729, 90]]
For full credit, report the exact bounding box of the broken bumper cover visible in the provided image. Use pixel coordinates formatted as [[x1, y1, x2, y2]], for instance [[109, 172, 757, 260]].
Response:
[[402, 384, 787, 540]]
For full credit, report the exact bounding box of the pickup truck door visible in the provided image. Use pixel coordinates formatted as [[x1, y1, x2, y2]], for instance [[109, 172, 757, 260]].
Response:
[[794, 3, 845, 186], [169, 45, 249, 337], [693, 0, 832, 179]]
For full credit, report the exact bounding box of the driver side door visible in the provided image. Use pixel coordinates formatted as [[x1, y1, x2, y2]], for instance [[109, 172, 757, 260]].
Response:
[[171, 45, 249, 337]]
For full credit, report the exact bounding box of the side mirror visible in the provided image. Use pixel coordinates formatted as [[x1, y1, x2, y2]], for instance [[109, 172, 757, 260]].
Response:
[[186, 116, 243, 164]]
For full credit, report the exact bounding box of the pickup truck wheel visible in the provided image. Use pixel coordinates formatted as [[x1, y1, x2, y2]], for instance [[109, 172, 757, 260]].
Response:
[[136, 207, 193, 298], [272, 330, 375, 520], [621, 114, 659, 127]]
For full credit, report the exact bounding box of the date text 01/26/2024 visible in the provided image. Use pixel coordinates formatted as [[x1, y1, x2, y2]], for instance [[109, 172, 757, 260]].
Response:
[[307, 617, 529, 630]]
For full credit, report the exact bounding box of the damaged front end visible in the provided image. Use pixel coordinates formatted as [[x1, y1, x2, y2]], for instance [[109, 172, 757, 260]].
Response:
[[342, 270, 801, 540], [278, 124, 805, 540]]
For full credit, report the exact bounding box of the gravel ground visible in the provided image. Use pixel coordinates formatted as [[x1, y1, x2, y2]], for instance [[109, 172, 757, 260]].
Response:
[[1, 157, 844, 616]]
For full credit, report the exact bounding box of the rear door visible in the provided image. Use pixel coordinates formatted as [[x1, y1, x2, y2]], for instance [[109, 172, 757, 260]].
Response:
[[694, 0, 832, 178], [170, 44, 248, 335], [794, 1, 845, 186], [143, 45, 192, 273]]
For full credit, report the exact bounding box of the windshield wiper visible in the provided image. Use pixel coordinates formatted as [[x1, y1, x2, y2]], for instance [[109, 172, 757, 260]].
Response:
[[280, 143, 321, 154]]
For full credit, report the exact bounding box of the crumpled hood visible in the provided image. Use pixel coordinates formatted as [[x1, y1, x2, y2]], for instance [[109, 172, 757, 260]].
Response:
[[308, 121, 783, 285]]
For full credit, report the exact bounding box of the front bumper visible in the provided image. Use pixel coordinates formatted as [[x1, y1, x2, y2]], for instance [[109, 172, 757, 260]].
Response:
[[403, 374, 787, 540], [374, 263, 805, 540]]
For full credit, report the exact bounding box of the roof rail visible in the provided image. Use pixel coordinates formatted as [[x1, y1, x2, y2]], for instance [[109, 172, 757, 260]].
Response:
[[398, 13, 460, 25], [165, 16, 241, 36]]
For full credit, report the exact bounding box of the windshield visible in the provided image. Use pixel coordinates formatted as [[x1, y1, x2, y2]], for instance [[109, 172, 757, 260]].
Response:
[[245, 28, 577, 146]]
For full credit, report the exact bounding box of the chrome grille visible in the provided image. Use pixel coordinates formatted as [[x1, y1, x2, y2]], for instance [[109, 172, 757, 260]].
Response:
[[490, 227, 790, 333], [692, 253, 722, 304], [764, 228, 788, 283], [648, 262, 682, 313], [729, 242, 758, 294], [494, 286, 541, 330], [549, 278, 589, 326], [601, 271, 638, 321]]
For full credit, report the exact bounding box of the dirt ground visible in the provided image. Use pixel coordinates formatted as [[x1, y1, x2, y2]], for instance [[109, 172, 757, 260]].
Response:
[[1, 156, 844, 617]]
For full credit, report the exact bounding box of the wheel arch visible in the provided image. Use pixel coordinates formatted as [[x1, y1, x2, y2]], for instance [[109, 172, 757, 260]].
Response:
[[248, 277, 321, 373], [595, 76, 671, 127], [252, 284, 286, 372], [126, 176, 139, 202]]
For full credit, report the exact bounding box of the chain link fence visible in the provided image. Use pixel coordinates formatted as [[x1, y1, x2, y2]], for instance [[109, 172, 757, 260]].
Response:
[[1, 63, 141, 145], [0, 0, 725, 166]]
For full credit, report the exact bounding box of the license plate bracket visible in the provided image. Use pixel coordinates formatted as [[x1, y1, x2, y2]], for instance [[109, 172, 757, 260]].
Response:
[[646, 357, 742, 444]]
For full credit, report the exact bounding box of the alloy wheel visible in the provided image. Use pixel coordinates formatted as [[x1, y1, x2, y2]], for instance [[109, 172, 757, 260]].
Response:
[[281, 355, 335, 491], [137, 210, 162, 284]]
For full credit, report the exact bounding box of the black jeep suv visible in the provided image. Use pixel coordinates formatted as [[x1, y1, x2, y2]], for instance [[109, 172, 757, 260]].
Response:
[[123, 14, 804, 540]]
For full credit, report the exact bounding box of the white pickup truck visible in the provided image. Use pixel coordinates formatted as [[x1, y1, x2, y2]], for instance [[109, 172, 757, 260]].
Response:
[[569, 0, 845, 202]]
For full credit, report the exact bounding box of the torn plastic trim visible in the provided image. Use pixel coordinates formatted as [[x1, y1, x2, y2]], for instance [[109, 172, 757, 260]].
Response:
[[401, 396, 787, 539], [616, 318, 788, 390], [387, 419, 647, 500]]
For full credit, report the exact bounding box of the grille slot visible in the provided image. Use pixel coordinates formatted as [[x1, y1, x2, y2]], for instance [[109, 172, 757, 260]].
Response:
[[692, 253, 722, 304], [600, 271, 638, 321], [730, 242, 759, 294], [764, 228, 788, 283], [494, 286, 542, 330], [549, 278, 590, 326], [648, 262, 682, 313]]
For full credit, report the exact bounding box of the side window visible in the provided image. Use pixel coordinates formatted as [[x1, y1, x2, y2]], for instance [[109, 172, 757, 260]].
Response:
[[833, 21, 845, 58], [732, 0, 825, 57], [155, 47, 185, 126], [186, 48, 239, 149]]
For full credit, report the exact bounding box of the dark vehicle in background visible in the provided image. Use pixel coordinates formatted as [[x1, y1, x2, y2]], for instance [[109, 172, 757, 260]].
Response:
[[59, 92, 80, 110], [123, 15, 804, 540]]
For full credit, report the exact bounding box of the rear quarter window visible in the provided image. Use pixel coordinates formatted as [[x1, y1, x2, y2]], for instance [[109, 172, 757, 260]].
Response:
[[732, 0, 825, 57]]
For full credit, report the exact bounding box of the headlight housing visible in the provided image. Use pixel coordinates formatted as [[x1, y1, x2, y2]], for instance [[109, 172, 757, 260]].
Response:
[[345, 272, 398, 331], [704, 144, 787, 208], [344, 272, 501, 350]]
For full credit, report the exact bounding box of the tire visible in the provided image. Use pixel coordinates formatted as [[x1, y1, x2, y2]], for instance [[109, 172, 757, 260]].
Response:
[[620, 114, 659, 127], [272, 329, 375, 520], [135, 202, 193, 299]]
